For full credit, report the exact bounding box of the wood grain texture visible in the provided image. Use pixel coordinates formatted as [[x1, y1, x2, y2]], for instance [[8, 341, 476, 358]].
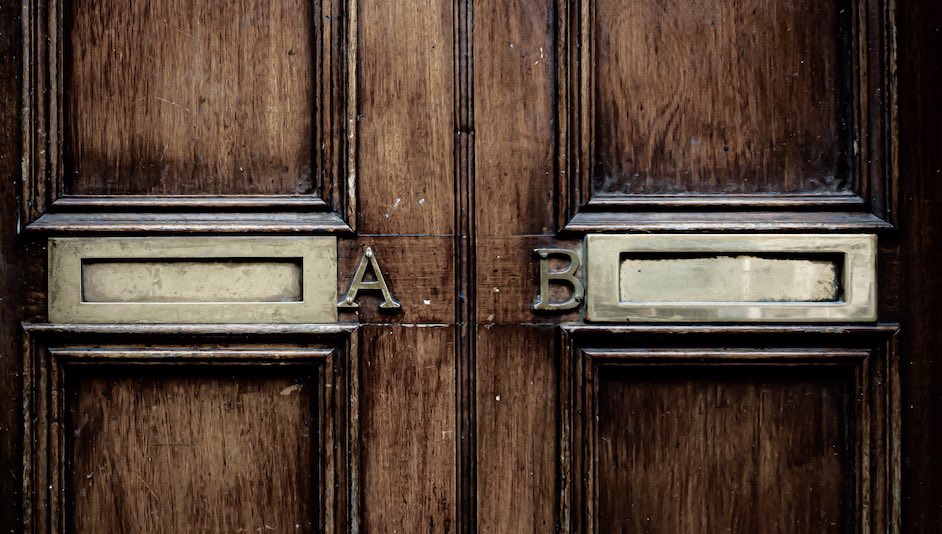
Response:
[[357, 0, 454, 234], [338, 236, 455, 324], [560, 334, 899, 534], [475, 0, 555, 236], [596, 365, 851, 533], [358, 326, 455, 531], [0, 0, 22, 527], [898, 0, 942, 530], [66, 0, 315, 195], [67, 366, 318, 532], [591, 0, 848, 195], [878, 238, 902, 321], [2, 0, 920, 533], [476, 236, 581, 324], [476, 326, 558, 532]]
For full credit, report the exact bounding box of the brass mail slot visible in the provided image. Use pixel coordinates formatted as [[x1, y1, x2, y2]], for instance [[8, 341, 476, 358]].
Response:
[[585, 234, 877, 323], [49, 236, 337, 324]]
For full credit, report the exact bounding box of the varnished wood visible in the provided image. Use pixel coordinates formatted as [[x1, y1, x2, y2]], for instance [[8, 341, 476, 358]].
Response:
[[476, 236, 581, 324], [596, 365, 852, 533], [593, 0, 847, 196], [69, 366, 319, 531], [49, 195, 331, 211], [559, 332, 899, 533], [338, 236, 455, 324], [358, 326, 456, 531], [555, 0, 896, 220], [66, 0, 315, 196], [563, 210, 894, 233], [22, 338, 358, 533], [22, 0, 358, 224], [475, 0, 556, 236], [586, 193, 866, 209], [26, 211, 351, 234], [3, 0, 932, 531], [356, 0, 454, 234], [476, 326, 558, 532]]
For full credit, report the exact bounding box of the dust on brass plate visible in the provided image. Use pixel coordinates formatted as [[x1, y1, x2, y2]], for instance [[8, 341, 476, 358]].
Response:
[[585, 233, 877, 323], [48, 236, 337, 324]]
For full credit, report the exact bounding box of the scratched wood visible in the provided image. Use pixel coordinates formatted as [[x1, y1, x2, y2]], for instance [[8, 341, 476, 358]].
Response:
[[476, 236, 581, 325], [338, 236, 455, 324], [68, 366, 318, 531], [472, 3, 568, 529], [66, 0, 315, 195], [358, 326, 456, 531], [356, 0, 455, 234], [591, 0, 848, 195], [596, 365, 851, 533], [476, 326, 558, 532], [474, 0, 556, 236], [3, 0, 932, 531]]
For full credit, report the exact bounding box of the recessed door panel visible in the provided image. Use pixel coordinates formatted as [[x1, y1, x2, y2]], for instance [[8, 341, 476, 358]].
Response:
[[68, 365, 319, 532], [597, 365, 852, 533], [66, 0, 315, 195], [592, 0, 848, 196]]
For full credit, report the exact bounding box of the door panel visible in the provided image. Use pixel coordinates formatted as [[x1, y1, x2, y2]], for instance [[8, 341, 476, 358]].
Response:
[[475, 0, 899, 533], [68, 365, 319, 532], [3, 0, 941, 533], [357, 0, 455, 235], [596, 366, 851, 533], [358, 326, 456, 531], [592, 0, 849, 195], [559, 330, 897, 534], [476, 326, 558, 532], [556, 0, 890, 221], [22, 0, 355, 226], [66, 0, 316, 196], [23, 339, 356, 533]]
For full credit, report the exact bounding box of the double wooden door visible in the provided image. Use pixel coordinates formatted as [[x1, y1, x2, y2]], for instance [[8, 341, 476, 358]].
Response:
[[1, 0, 940, 532]]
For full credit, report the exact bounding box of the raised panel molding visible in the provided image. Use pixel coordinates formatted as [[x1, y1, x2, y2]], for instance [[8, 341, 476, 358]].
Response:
[[20, 0, 359, 233], [555, 0, 898, 231], [558, 325, 899, 534], [21, 323, 360, 533]]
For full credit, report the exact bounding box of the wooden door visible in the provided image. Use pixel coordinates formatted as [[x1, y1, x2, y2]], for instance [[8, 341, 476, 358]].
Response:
[[0, 0, 941, 533]]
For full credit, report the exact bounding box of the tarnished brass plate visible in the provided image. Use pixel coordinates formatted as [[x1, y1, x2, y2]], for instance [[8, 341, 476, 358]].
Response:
[[49, 236, 337, 324], [585, 234, 876, 323]]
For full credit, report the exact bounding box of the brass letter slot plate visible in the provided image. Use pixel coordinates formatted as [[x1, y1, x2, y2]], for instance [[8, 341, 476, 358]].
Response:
[[49, 236, 337, 324], [585, 234, 877, 323]]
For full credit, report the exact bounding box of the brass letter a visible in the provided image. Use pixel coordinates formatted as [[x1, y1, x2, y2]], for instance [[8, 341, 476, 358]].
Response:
[[338, 247, 401, 310]]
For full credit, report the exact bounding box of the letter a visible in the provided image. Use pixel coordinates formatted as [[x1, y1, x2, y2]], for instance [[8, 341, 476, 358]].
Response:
[[338, 247, 402, 310]]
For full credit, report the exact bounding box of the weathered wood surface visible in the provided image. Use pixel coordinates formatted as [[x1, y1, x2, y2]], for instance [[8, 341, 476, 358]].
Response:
[[592, 0, 846, 195], [596, 366, 850, 533], [2, 0, 939, 531], [67, 0, 316, 196], [69, 366, 319, 531]]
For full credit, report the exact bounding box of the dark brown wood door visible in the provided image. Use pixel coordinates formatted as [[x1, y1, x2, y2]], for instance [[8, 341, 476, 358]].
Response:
[[1, 0, 941, 533]]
